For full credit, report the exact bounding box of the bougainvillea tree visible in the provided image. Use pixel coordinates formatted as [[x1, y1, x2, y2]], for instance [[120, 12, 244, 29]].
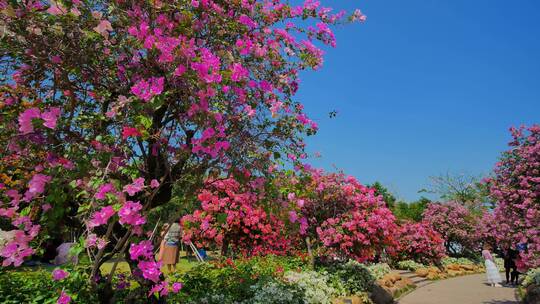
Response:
[[487, 125, 540, 268], [181, 175, 290, 256], [282, 169, 398, 263], [394, 221, 445, 265], [422, 201, 482, 257], [0, 0, 365, 300]]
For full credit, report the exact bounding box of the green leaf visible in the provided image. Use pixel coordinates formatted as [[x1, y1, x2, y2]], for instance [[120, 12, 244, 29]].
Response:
[[216, 213, 227, 224]]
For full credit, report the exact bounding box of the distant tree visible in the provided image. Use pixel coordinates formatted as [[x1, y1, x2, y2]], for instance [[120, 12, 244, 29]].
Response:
[[419, 173, 490, 211], [392, 197, 430, 222], [369, 182, 397, 209]]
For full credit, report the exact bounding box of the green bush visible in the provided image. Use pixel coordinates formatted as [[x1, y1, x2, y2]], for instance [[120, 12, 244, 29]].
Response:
[[396, 260, 426, 271], [367, 263, 392, 280], [441, 257, 475, 266], [176, 256, 380, 304], [318, 260, 375, 295], [0, 266, 97, 304], [284, 270, 339, 304], [522, 268, 540, 287], [174, 255, 309, 303]]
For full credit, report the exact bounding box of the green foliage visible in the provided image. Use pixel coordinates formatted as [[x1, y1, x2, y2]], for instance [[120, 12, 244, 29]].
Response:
[[175, 256, 375, 304], [242, 279, 304, 304], [175, 255, 309, 303], [318, 260, 375, 295], [392, 197, 430, 222], [0, 266, 97, 304], [441, 257, 475, 266], [369, 182, 397, 209], [284, 270, 340, 304], [396, 260, 426, 271], [522, 268, 540, 287], [367, 263, 392, 280]]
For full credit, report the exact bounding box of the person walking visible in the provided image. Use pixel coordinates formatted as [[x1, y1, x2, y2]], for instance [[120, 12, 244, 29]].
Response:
[[482, 244, 502, 287], [503, 246, 518, 285], [158, 221, 182, 273]]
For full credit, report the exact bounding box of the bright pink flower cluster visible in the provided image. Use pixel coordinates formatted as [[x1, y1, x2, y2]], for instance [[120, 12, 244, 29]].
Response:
[[293, 169, 398, 262], [422, 201, 483, 256], [18, 107, 61, 134], [395, 221, 446, 264], [488, 125, 540, 268], [182, 177, 289, 256]]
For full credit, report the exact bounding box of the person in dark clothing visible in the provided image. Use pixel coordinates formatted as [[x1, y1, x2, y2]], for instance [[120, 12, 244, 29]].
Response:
[[503, 246, 518, 285]]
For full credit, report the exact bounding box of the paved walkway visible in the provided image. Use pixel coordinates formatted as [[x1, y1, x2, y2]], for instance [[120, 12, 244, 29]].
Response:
[[399, 273, 519, 304]]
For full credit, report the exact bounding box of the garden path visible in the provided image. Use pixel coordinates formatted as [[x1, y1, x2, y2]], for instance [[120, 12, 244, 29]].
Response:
[[398, 273, 519, 304]]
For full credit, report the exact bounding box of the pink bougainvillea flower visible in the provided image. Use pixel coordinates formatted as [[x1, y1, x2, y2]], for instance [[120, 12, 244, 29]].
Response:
[[171, 282, 182, 293], [51, 56, 63, 64], [118, 201, 146, 226], [18, 108, 41, 134], [150, 179, 160, 189], [173, 65, 186, 76], [88, 206, 116, 228], [130, 77, 165, 102], [42, 204, 52, 212], [123, 177, 145, 196], [137, 260, 161, 282], [95, 183, 115, 200], [230, 63, 249, 82], [41, 107, 61, 129], [57, 291, 71, 304], [25, 174, 52, 200], [238, 14, 257, 29], [52, 268, 69, 281], [288, 211, 298, 223], [93, 19, 113, 38], [129, 240, 153, 260], [122, 127, 142, 140], [47, 1, 66, 15]]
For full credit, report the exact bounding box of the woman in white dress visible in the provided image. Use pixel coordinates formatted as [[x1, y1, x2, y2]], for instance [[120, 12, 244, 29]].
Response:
[[482, 244, 502, 287]]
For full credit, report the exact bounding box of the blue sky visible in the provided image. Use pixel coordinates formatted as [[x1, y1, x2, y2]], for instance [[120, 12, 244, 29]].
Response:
[[298, 0, 540, 201]]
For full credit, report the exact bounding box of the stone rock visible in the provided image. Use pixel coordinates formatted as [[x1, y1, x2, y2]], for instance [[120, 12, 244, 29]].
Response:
[[415, 268, 429, 277], [370, 283, 395, 304]]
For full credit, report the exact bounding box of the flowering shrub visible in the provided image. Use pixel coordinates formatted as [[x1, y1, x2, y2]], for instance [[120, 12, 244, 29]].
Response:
[[282, 169, 398, 262], [0, 0, 364, 300], [395, 222, 445, 265], [0, 266, 97, 304], [487, 126, 540, 268], [422, 202, 482, 257], [182, 177, 289, 256]]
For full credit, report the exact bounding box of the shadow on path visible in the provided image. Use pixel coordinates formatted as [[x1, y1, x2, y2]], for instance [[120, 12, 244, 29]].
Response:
[[399, 273, 519, 304]]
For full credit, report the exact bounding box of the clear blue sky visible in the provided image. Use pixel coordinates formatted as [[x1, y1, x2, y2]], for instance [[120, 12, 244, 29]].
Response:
[[298, 0, 540, 201]]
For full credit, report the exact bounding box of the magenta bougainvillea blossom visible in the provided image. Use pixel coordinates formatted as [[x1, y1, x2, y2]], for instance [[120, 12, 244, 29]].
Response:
[[422, 201, 483, 256], [395, 221, 445, 265], [281, 169, 398, 262], [182, 177, 290, 256], [487, 125, 540, 268]]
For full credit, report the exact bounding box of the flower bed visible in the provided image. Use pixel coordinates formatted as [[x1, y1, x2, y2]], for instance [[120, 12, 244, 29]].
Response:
[[172, 256, 377, 304]]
